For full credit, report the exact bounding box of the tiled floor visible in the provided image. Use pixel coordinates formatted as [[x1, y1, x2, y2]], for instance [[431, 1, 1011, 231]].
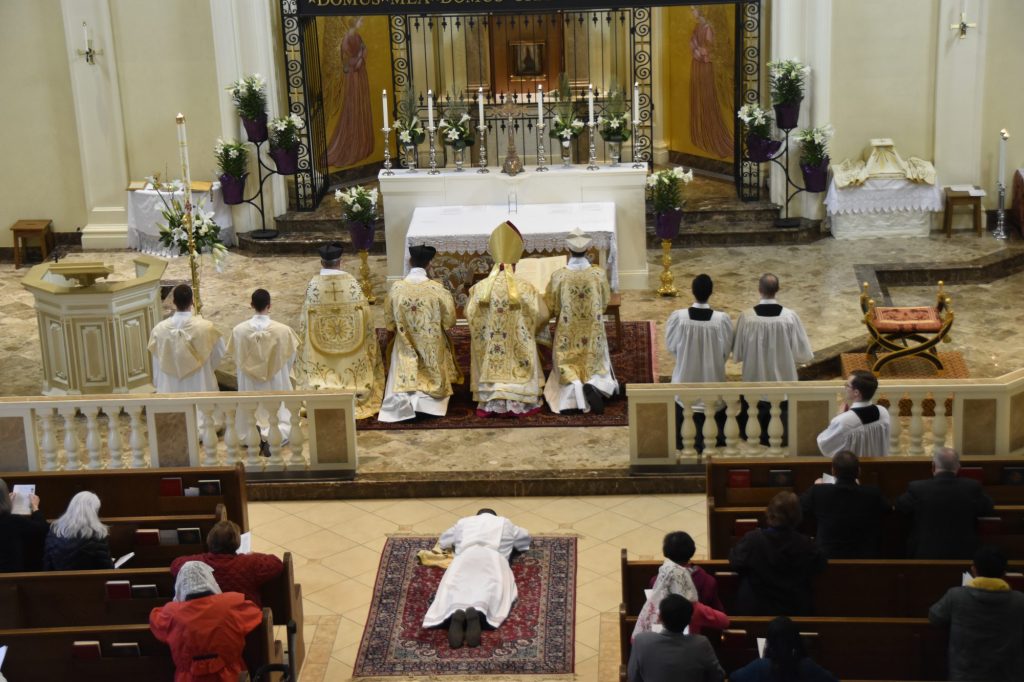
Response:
[[250, 494, 707, 681]]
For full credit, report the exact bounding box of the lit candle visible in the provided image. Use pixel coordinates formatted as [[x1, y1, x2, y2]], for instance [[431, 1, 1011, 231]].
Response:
[[537, 84, 544, 127], [427, 90, 434, 130], [633, 82, 640, 123], [82, 22, 90, 47], [381, 90, 388, 130], [588, 84, 595, 125], [998, 128, 1010, 189], [478, 87, 485, 128]]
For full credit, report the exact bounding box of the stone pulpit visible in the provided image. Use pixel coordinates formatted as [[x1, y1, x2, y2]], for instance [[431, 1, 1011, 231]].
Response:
[[21, 255, 167, 395]]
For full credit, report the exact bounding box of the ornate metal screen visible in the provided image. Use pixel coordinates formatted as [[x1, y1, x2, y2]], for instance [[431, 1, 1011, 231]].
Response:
[[734, 0, 762, 201]]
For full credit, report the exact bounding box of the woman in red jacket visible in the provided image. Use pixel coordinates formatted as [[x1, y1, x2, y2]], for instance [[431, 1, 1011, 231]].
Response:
[[150, 561, 263, 682]]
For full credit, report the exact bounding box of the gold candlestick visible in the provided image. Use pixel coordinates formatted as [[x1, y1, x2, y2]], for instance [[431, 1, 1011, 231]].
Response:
[[358, 249, 376, 304], [656, 239, 678, 297]]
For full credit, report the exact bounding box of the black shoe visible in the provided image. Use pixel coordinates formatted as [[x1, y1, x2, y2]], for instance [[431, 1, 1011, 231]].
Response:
[[259, 440, 271, 458], [448, 610, 466, 649], [464, 607, 482, 647], [583, 384, 605, 415]]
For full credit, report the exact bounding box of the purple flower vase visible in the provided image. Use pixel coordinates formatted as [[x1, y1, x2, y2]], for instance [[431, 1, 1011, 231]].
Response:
[[347, 220, 376, 251], [241, 114, 268, 143], [801, 157, 831, 193], [269, 146, 299, 175], [655, 208, 684, 240], [746, 134, 783, 162], [773, 100, 802, 130], [219, 173, 247, 205]]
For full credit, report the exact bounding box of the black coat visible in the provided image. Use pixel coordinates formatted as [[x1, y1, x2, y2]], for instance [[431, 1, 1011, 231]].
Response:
[[896, 472, 995, 559], [800, 480, 891, 558], [42, 531, 114, 571], [0, 510, 48, 572], [728, 527, 827, 616]]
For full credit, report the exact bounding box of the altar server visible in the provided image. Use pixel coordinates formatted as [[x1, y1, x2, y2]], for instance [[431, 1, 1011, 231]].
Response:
[[148, 284, 224, 394], [733, 273, 812, 444], [294, 242, 385, 419], [544, 228, 617, 414], [665, 274, 733, 451], [465, 222, 549, 417], [227, 289, 299, 436], [378, 245, 463, 422], [817, 370, 891, 457]]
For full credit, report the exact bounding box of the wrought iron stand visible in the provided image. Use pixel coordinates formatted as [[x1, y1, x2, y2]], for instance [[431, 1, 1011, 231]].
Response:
[[243, 139, 282, 240], [769, 127, 805, 228]]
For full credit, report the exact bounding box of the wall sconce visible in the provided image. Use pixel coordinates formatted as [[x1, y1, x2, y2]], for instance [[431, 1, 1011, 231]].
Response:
[[76, 21, 104, 65]]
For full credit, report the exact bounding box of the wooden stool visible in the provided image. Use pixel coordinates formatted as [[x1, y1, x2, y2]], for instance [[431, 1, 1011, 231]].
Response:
[[943, 188, 983, 238], [606, 292, 623, 352], [10, 219, 54, 268]]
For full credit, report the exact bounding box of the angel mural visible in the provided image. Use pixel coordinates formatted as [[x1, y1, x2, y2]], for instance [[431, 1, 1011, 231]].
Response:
[[689, 6, 733, 159], [326, 17, 374, 168]]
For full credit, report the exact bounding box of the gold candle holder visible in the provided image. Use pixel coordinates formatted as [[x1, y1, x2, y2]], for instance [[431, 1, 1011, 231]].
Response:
[[358, 249, 376, 304], [656, 239, 678, 297]]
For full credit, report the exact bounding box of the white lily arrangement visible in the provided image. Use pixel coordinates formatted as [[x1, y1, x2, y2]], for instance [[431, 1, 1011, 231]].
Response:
[[227, 73, 267, 120], [438, 112, 475, 150], [647, 166, 694, 213], [157, 196, 227, 269], [550, 114, 585, 147], [335, 185, 379, 224], [794, 123, 834, 166], [767, 59, 809, 105], [269, 113, 305, 151], [737, 104, 773, 138]]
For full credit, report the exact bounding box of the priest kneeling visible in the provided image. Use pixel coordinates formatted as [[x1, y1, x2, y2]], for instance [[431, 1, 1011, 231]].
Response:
[[422, 509, 531, 648]]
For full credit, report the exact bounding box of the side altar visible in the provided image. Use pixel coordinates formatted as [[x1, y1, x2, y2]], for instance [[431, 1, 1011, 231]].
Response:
[[378, 165, 648, 290], [21, 255, 167, 395]]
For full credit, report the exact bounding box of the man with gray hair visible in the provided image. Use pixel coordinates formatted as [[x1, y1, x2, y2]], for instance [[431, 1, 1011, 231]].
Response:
[[896, 448, 994, 559]]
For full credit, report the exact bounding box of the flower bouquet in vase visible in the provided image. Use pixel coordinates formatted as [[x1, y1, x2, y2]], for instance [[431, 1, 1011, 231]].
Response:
[[157, 196, 228, 272], [598, 86, 630, 166], [737, 104, 782, 162], [767, 60, 808, 130], [214, 138, 248, 205], [549, 73, 585, 167], [394, 88, 426, 171], [268, 113, 304, 175], [794, 123, 833, 192], [228, 73, 268, 142], [647, 166, 693, 296], [335, 185, 380, 302], [438, 95, 475, 172]]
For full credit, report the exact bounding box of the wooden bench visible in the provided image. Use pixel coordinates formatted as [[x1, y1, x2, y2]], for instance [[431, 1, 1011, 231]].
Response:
[[0, 607, 280, 682]]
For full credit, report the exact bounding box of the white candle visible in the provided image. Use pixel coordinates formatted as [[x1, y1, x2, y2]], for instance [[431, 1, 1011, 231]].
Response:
[[427, 90, 434, 130], [537, 84, 544, 126], [381, 90, 388, 130], [82, 22, 89, 46], [175, 113, 194, 238], [478, 87, 485, 128], [633, 82, 640, 123], [588, 84, 595, 125], [998, 128, 1009, 188]]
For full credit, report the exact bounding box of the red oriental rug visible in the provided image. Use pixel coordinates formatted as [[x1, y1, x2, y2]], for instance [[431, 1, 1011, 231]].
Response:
[[358, 320, 656, 430], [352, 535, 577, 678]]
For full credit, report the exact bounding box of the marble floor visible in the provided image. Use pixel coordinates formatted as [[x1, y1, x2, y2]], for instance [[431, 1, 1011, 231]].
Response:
[[252, 493, 707, 681]]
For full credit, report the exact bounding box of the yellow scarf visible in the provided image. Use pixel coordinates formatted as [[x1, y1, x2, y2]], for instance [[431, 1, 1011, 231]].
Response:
[[969, 576, 1010, 591]]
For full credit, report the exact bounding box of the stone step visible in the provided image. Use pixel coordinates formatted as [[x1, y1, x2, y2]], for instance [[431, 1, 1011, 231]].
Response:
[[237, 229, 387, 256], [648, 221, 823, 248]]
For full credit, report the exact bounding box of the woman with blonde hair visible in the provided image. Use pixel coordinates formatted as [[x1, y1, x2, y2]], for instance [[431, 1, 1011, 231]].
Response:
[[43, 491, 114, 570]]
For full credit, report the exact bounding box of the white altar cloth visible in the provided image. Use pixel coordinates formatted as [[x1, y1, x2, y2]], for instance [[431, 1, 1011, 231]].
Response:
[[127, 184, 236, 257], [824, 177, 942, 240], [406, 202, 618, 289]]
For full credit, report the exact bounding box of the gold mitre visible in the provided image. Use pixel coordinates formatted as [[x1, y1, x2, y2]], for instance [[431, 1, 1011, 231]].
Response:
[[487, 221, 524, 265]]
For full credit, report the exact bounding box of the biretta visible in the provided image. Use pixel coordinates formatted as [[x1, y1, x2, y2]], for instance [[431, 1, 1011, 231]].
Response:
[[408, 244, 437, 262], [318, 242, 343, 261]]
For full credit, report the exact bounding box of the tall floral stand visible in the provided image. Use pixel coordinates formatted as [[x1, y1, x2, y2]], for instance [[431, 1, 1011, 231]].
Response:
[[655, 209, 683, 297], [348, 220, 376, 304]]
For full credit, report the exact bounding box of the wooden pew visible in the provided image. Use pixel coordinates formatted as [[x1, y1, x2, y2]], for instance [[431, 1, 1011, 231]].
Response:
[[101, 504, 227, 567], [0, 553, 305, 674], [0, 607, 279, 682]]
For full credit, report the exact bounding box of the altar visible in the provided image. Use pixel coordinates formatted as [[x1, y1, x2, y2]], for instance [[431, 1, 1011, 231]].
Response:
[[127, 184, 236, 256], [824, 177, 943, 239], [378, 165, 648, 290]]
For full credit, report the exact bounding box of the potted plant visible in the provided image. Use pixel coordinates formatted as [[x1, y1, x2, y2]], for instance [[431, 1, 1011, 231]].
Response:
[[598, 86, 630, 166], [438, 95, 475, 172], [335, 185, 379, 251], [767, 60, 808, 130], [794, 123, 833, 192], [214, 138, 248, 205], [228, 73, 268, 142], [268, 113, 305, 175], [157, 197, 228, 270], [394, 88, 426, 171], [549, 73, 585, 167], [737, 104, 782, 162], [647, 166, 694, 240]]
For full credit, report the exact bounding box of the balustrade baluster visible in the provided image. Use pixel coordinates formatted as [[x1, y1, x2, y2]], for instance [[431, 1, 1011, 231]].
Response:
[[678, 397, 696, 460], [219, 404, 239, 463], [930, 392, 948, 454], [887, 395, 902, 454], [61, 407, 82, 470], [129, 405, 146, 468], [907, 392, 925, 456], [286, 400, 305, 469], [745, 397, 762, 449], [85, 406, 102, 469], [264, 401, 284, 471], [106, 404, 124, 469], [244, 403, 262, 471], [692, 396, 707, 458], [767, 396, 784, 455], [39, 408, 58, 470], [722, 396, 739, 456], [200, 405, 218, 466]]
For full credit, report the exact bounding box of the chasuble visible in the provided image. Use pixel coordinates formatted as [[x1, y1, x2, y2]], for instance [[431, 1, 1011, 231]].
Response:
[[294, 269, 384, 419], [148, 312, 225, 393]]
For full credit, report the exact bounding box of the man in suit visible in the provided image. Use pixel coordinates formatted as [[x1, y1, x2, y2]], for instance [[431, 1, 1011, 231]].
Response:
[[628, 594, 725, 682], [800, 451, 891, 558], [897, 448, 995, 559]]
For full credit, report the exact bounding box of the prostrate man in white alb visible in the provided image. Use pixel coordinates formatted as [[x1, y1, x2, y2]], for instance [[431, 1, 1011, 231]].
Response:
[[422, 509, 532, 649], [378, 244, 463, 422], [148, 284, 225, 394], [817, 369, 890, 457], [544, 227, 617, 415], [664, 274, 732, 452], [732, 273, 813, 445], [227, 288, 299, 441]]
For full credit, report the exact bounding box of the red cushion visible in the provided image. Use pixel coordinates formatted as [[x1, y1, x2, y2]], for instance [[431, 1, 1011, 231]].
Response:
[[872, 306, 943, 333]]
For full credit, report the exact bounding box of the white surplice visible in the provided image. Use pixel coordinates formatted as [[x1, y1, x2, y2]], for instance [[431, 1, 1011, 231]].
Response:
[[732, 299, 813, 382], [228, 314, 298, 437], [149, 312, 225, 393], [817, 400, 891, 457], [665, 303, 733, 411], [422, 514, 532, 628]]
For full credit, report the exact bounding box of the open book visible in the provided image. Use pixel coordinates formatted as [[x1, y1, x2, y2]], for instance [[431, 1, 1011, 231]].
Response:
[[11, 484, 34, 515], [514, 256, 567, 294]]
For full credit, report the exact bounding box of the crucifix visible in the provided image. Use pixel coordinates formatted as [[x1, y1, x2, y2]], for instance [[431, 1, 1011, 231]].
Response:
[[495, 101, 524, 176], [950, 11, 977, 39]]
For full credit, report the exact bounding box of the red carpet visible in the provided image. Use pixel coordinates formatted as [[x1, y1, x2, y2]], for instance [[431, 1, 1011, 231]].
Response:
[[352, 535, 577, 677], [358, 320, 656, 430]]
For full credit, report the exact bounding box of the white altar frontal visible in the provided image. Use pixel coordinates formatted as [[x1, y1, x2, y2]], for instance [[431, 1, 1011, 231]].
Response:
[[824, 177, 943, 240], [378, 164, 648, 290], [127, 184, 236, 256]]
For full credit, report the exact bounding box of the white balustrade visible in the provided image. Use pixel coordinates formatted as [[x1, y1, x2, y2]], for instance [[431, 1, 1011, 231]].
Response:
[[60, 407, 82, 470], [907, 391, 926, 456], [106, 404, 124, 469], [932, 392, 949, 454], [84, 406, 102, 470]]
